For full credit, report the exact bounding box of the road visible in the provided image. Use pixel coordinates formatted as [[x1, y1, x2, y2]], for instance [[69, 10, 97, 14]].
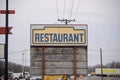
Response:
[[76, 77, 120, 80]]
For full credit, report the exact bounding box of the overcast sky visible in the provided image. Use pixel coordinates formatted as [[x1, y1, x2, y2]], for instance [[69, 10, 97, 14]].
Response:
[[0, 0, 120, 66]]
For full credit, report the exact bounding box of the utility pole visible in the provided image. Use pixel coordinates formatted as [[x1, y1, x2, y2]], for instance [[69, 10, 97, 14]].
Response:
[[22, 50, 27, 79], [22, 53, 25, 78], [24, 50, 27, 78], [0, 1, 14, 79], [5, 0, 9, 80], [100, 48, 103, 80], [58, 19, 75, 25]]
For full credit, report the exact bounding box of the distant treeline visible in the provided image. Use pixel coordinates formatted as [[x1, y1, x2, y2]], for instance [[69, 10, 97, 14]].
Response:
[[0, 60, 120, 76], [88, 61, 120, 73], [0, 60, 29, 77]]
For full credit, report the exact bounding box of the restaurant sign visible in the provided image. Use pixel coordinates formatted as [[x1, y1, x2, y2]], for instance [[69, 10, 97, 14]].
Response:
[[30, 24, 88, 46]]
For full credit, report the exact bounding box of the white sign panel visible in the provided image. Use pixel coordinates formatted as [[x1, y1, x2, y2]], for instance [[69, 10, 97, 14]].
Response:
[[0, 44, 4, 59]]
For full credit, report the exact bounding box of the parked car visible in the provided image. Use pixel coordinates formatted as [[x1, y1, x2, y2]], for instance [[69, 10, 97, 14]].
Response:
[[30, 76, 42, 80]]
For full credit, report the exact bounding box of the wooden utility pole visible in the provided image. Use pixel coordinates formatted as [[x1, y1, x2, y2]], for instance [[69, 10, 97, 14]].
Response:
[[100, 48, 103, 80]]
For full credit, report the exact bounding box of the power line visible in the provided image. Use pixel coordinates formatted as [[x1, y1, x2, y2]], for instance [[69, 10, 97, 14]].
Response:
[[74, 0, 81, 18], [56, 0, 79, 23], [88, 31, 111, 49], [88, 49, 99, 52], [105, 56, 120, 58], [63, 0, 66, 19], [88, 48, 120, 53], [8, 49, 29, 54], [9, 50, 24, 54], [56, 0, 59, 19], [8, 58, 30, 61], [103, 49, 120, 52], [90, 30, 113, 48], [69, 0, 75, 19]]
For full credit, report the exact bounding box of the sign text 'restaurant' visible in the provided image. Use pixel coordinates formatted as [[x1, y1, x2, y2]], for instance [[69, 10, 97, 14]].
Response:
[[32, 27, 86, 44], [35, 33, 84, 43]]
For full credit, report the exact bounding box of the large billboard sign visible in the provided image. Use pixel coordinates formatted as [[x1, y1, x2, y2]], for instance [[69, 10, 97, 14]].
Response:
[[0, 44, 4, 59], [30, 24, 88, 75], [30, 24, 88, 46]]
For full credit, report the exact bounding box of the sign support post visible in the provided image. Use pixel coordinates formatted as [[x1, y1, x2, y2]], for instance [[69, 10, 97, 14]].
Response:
[[42, 47, 45, 80], [5, 0, 9, 80], [74, 47, 77, 80]]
